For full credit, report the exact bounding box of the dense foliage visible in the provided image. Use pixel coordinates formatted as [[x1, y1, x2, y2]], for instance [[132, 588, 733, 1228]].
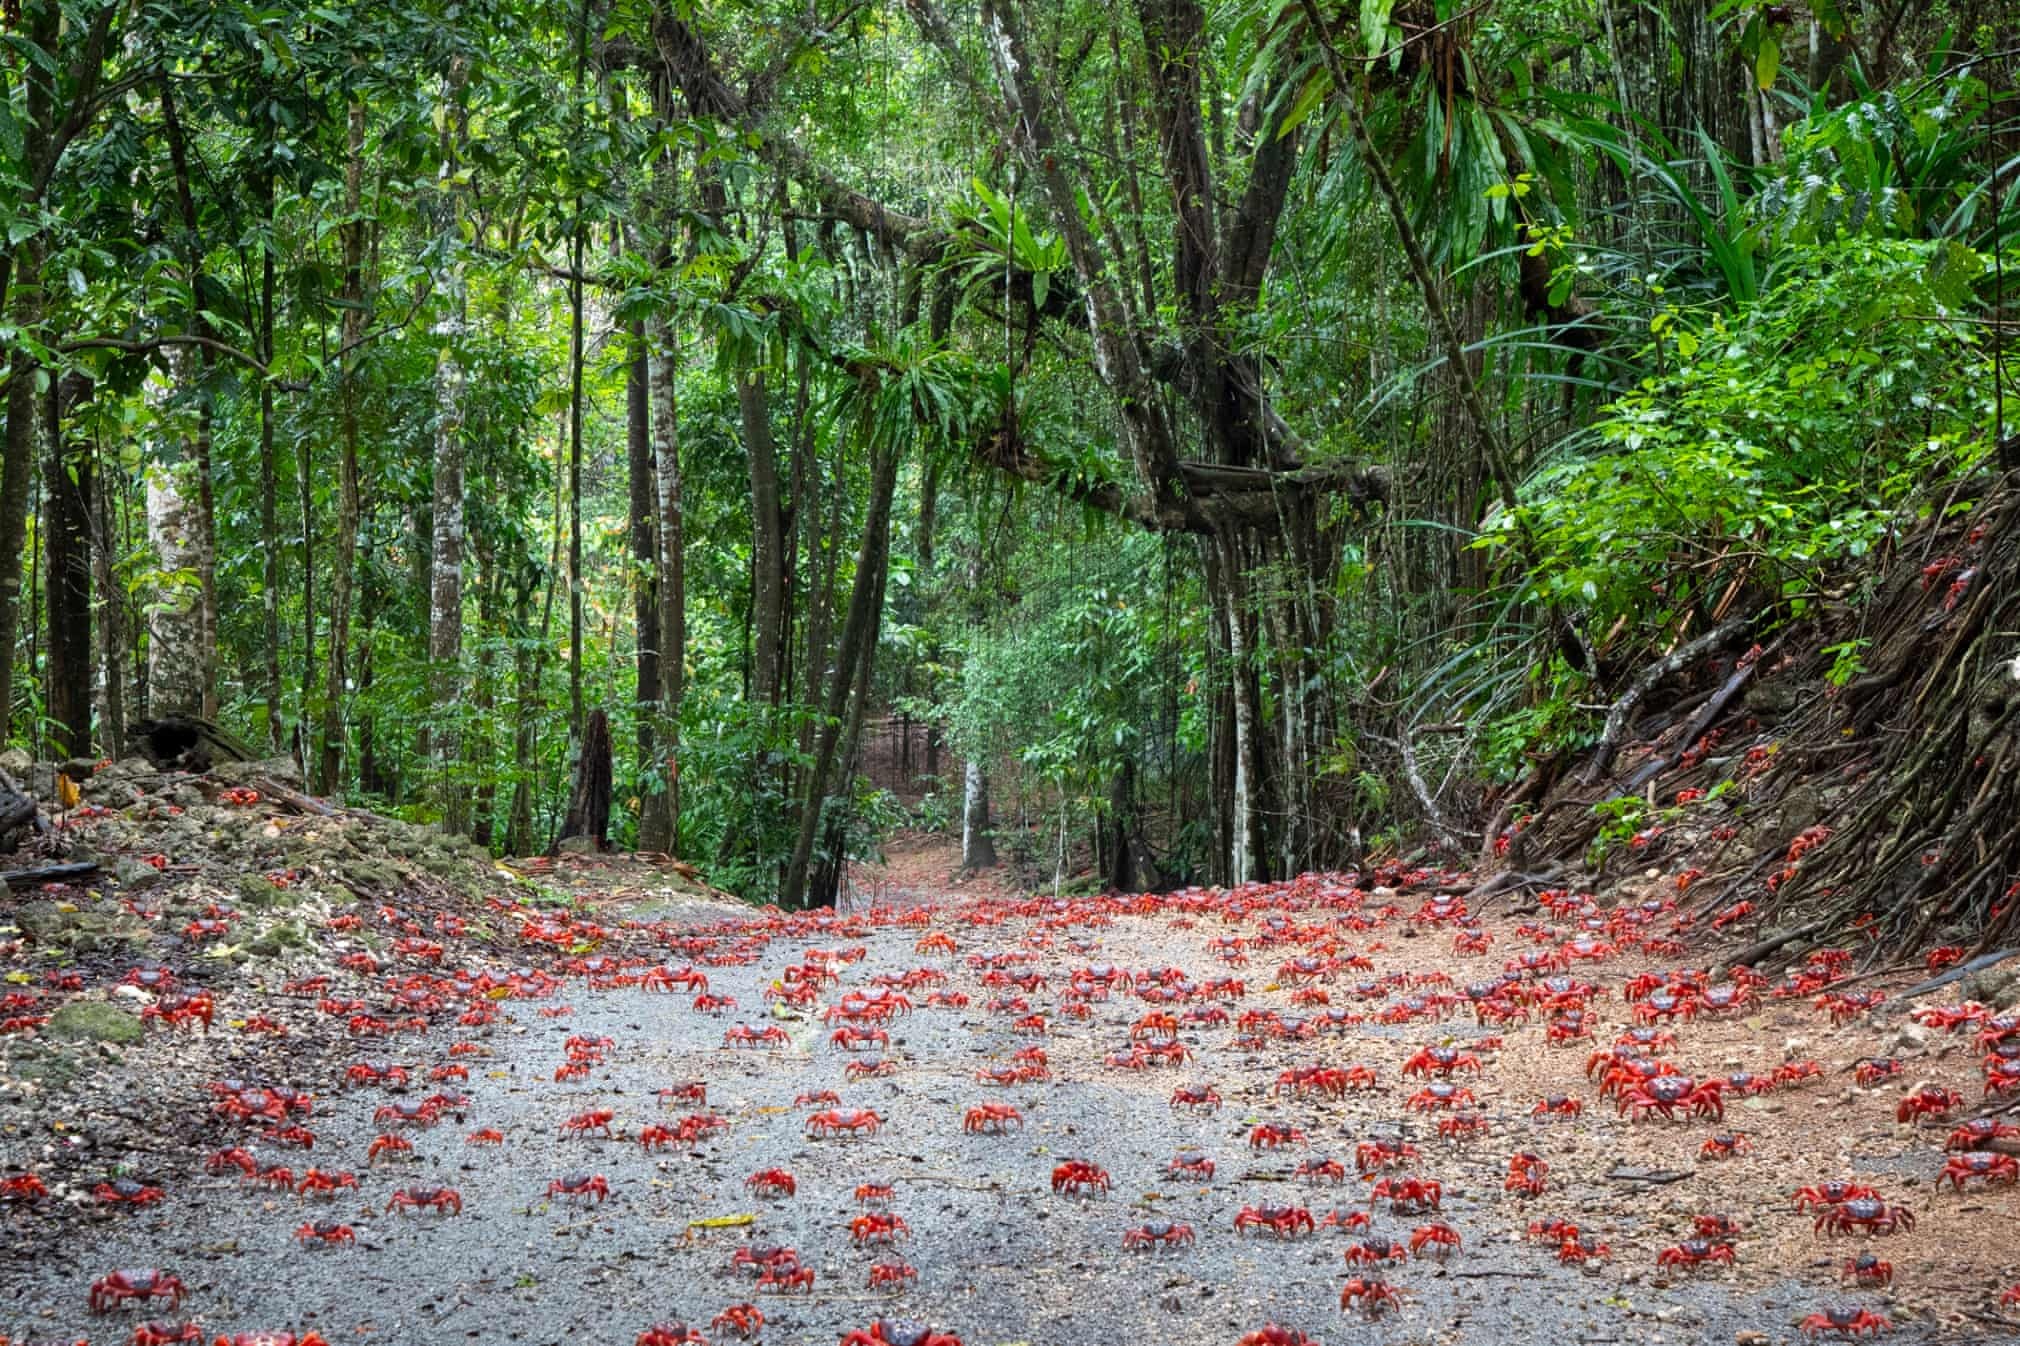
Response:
[[0, 0, 2012, 899]]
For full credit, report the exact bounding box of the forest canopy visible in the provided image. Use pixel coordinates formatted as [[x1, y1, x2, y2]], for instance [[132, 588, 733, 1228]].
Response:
[[0, 0, 2013, 907]]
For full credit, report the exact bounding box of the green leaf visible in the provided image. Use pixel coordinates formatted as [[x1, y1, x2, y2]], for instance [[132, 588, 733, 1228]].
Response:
[[1755, 36, 1779, 91], [1358, 0, 1397, 57]]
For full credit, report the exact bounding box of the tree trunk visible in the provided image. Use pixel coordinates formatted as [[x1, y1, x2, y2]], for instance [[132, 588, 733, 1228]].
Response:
[[1106, 759, 1136, 892], [429, 60, 471, 834], [0, 241, 43, 747], [628, 315, 666, 851], [741, 369, 786, 707], [257, 164, 284, 752], [783, 439, 900, 907], [42, 375, 92, 759], [321, 99, 367, 797], [649, 285, 686, 853], [92, 435, 125, 758], [559, 706, 613, 849], [146, 348, 207, 719], [962, 757, 997, 871]]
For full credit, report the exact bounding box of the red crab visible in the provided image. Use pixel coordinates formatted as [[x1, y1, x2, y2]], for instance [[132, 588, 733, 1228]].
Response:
[[1620, 1075, 1723, 1123], [561, 1108, 615, 1139], [1122, 1220, 1196, 1251], [1339, 1277, 1405, 1316], [1050, 1159, 1111, 1197], [1249, 1123, 1306, 1149], [1234, 1204, 1315, 1239], [838, 1321, 961, 1346], [88, 1268, 188, 1314], [1794, 1181, 1882, 1213], [1657, 1238, 1735, 1271], [1355, 1139, 1419, 1173], [1168, 1149, 1215, 1180], [745, 1169, 796, 1198], [1170, 1085, 1221, 1111], [1854, 1058, 1903, 1088], [1841, 1253, 1892, 1287], [366, 1134, 412, 1163], [294, 1219, 356, 1246], [1402, 1046, 1481, 1078], [548, 1172, 610, 1203], [1409, 1220, 1462, 1259], [1814, 1196, 1915, 1237], [129, 1323, 206, 1345], [634, 1324, 707, 1346], [1368, 1175, 1442, 1213], [1235, 1326, 1319, 1346], [211, 1335, 330, 1346], [962, 1103, 1023, 1133], [1947, 1118, 2020, 1151], [849, 1212, 912, 1244], [869, 1261, 919, 1289], [723, 1023, 789, 1049], [1532, 1095, 1583, 1119], [1700, 1133, 1751, 1160], [1938, 1152, 2019, 1190], [807, 1108, 884, 1138], [1344, 1235, 1409, 1266], [710, 1304, 764, 1339], [95, 1178, 166, 1206], [295, 1168, 357, 1198], [385, 1185, 462, 1215], [1797, 1307, 1891, 1337], [1406, 1083, 1476, 1111], [1895, 1086, 1961, 1124]]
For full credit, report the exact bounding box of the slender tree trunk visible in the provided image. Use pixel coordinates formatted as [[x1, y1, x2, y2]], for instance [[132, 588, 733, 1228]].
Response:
[[429, 59, 471, 834], [741, 370, 785, 707], [783, 439, 900, 907], [505, 575, 538, 856], [321, 100, 367, 796], [93, 437, 125, 757], [962, 757, 997, 870], [42, 376, 92, 759], [628, 314, 666, 851], [650, 294, 686, 851], [159, 82, 220, 721], [258, 166, 284, 752], [146, 347, 207, 718], [0, 242, 42, 745]]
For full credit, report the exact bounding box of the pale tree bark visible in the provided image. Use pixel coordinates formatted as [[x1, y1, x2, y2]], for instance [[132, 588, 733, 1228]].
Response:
[[429, 59, 472, 834], [961, 757, 997, 871], [321, 99, 367, 796], [649, 292, 686, 851], [146, 351, 207, 718]]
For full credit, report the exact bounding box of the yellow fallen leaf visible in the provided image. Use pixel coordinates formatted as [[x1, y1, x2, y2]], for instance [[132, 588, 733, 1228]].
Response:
[[55, 774, 79, 810], [54, 902, 77, 914], [688, 1213, 757, 1229], [3, 972, 30, 985], [486, 986, 513, 1000]]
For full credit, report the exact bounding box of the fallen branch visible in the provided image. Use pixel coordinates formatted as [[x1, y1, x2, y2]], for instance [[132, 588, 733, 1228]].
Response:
[[2, 860, 99, 888], [1580, 616, 1752, 786], [1897, 947, 2020, 1000], [1722, 919, 1826, 972]]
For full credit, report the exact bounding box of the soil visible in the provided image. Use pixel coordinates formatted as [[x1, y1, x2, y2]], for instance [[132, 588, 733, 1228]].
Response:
[[0, 788, 2014, 1346]]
